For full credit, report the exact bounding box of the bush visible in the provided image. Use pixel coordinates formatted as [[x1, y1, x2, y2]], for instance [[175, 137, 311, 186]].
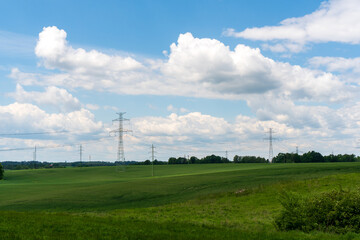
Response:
[[275, 189, 360, 233]]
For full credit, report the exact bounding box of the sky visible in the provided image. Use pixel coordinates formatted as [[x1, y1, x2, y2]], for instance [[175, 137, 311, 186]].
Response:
[[1, 0, 360, 162]]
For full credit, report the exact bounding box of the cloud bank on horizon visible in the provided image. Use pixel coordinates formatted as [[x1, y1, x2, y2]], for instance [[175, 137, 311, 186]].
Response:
[[1, 0, 360, 161]]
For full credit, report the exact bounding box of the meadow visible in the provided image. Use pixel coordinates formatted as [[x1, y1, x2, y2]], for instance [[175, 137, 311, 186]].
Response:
[[1, 162, 360, 239]]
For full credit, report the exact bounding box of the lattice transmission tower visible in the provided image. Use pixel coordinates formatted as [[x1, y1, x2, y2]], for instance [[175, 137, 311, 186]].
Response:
[[151, 144, 156, 177], [111, 112, 132, 169], [267, 128, 274, 163]]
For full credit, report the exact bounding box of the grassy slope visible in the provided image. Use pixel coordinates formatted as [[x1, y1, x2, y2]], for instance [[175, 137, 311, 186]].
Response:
[[1, 163, 360, 211], [1, 163, 360, 239]]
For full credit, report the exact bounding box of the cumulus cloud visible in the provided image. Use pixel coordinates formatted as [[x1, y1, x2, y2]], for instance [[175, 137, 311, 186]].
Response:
[[133, 112, 231, 138], [10, 28, 349, 105], [161, 33, 350, 105], [162, 33, 281, 95], [5, 26, 358, 159], [0, 102, 103, 134], [35, 26, 143, 73], [8, 84, 81, 112], [126, 109, 360, 158], [0, 101, 109, 160], [225, 0, 360, 52]]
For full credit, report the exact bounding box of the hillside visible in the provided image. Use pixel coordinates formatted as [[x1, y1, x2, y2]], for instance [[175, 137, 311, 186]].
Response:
[[1, 163, 360, 239]]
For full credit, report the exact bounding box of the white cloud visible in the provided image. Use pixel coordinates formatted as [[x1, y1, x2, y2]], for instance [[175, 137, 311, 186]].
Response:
[[126, 109, 360, 158], [35, 26, 143, 73], [179, 107, 188, 113], [309, 56, 360, 73], [225, 0, 360, 52], [166, 104, 176, 112], [166, 104, 189, 113], [161, 33, 282, 95], [5, 27, 359, 160], [9, 84, 81, 112], [104, 105, 119, 112], [0, 102, 103, 135], [1, 103, 358, 160], [133, 112, 231, 138], [85, 104, 100, 111], [8, 28, 352, 148], [11, 29, 348, 105]]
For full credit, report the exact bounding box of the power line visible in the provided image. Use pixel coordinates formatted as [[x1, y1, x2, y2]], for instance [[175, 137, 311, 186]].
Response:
[[0, 145, 70, 152], [0, 130, 68, 137]]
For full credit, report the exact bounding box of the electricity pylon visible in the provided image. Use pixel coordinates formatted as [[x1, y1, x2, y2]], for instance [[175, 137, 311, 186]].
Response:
[[151, 144, 156, 177], [265, 128, 275, 163], [110, 112, 132, 171]]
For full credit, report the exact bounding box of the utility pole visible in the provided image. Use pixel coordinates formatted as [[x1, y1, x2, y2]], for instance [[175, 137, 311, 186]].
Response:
[[225, 150, 228, 161], [111, 112, 131, 171], [151, 144, 155, 177], [296, 146, 299, 155]]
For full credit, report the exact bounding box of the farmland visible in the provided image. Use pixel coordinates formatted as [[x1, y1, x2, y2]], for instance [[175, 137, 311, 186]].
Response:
[[1, 163, 360, 239]]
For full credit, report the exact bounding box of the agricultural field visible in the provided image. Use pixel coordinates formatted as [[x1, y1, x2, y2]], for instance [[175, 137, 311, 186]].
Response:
[[1, 162, 360, 239]]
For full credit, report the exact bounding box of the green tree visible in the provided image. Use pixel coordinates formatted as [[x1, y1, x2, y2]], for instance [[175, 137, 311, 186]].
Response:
[[0, 163, 3, 180], [189, 156, 198, 164], [273, 153, 300, 163], [168, 157, 177, 164], [233, 155, 240, 163], [201, 155, 222, 163], [301, 151, 324, 163]]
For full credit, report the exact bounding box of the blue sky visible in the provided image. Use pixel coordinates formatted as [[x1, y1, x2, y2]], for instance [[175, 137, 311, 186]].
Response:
[[1, 0, 360, 162]]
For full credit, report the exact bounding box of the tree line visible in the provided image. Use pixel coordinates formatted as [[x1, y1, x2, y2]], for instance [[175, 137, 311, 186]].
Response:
[[168, 151, 359, 164], [168, 155, 230, 164], [133, 160, 167, 165], [0, 161, 118, 170], [1, 151, 358, 174], [233, 155, 267, 163], [272, 151, 359, 163]]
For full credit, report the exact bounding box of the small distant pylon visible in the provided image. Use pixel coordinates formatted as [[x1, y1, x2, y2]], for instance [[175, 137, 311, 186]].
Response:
[[80, 144, 83, 167], [33, 145, 37, 162], [266, 128, 274, 163], [151, 144, 156, 177]]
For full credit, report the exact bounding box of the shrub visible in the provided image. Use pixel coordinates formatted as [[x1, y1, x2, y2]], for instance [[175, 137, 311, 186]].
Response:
[[275, 189, 360, 233]]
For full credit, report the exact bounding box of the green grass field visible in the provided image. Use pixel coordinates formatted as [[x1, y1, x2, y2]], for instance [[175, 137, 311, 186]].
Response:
[[1, 163, 360, 239]]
